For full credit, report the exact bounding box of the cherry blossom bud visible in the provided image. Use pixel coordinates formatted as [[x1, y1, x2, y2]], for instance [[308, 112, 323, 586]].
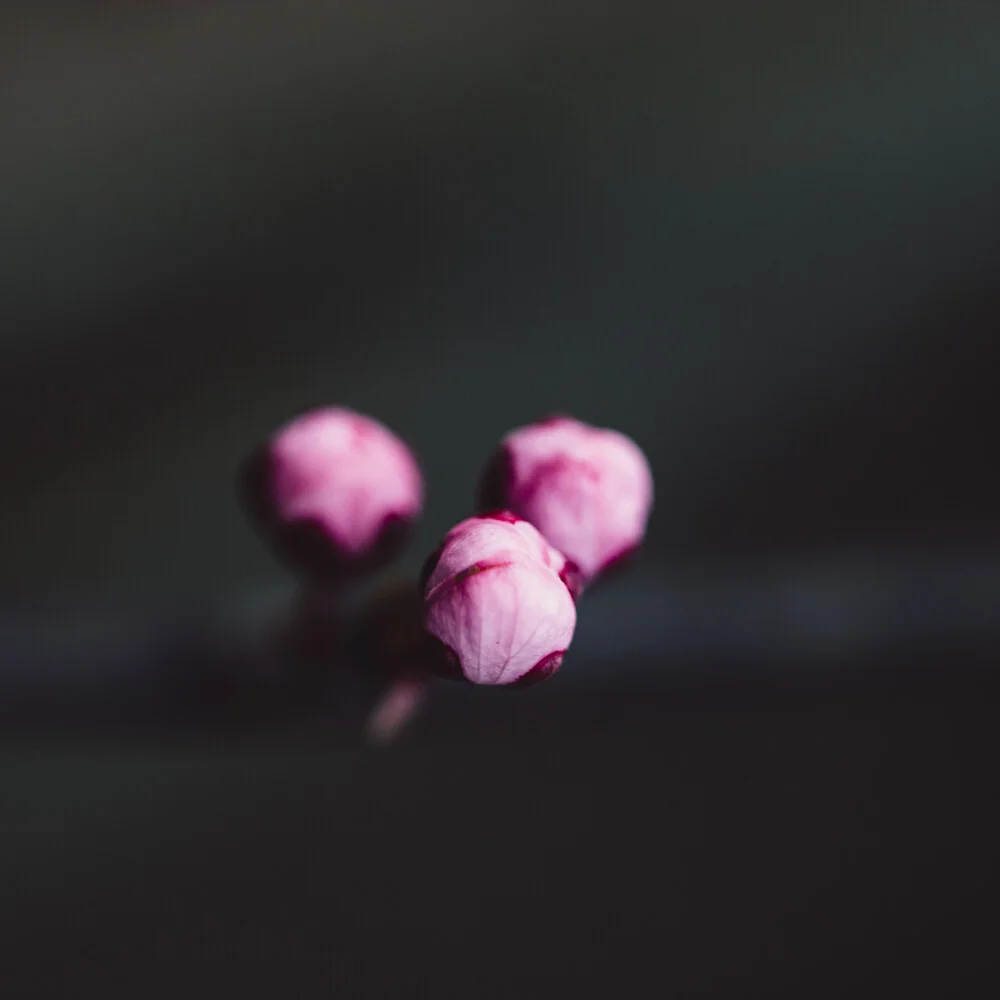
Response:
[[478, 416, 653, 584], [421, 512, 577, 687], [239, 407, 423, 584]]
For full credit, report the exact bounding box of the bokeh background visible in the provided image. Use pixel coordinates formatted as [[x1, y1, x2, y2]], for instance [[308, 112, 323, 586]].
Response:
[[2, 2, 999, 996]]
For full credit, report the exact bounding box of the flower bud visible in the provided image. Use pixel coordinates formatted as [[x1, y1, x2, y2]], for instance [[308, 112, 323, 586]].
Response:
[[421, 512, 577, 686], [239, 407, 423, 584], [478, 416, 653, 584]]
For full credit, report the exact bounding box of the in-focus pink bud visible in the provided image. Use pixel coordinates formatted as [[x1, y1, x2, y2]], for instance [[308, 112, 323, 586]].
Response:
[[239, 407, 423, 584], [421, 512, 577, 686], [478, 415, 653, 584]]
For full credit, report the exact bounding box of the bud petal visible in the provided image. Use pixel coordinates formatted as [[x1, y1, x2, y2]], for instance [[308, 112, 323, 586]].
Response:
[[479, 416, 653, 583], [422, 514, 577, 686], [239, 407, 423, 583], [422, 510, 576, 595]]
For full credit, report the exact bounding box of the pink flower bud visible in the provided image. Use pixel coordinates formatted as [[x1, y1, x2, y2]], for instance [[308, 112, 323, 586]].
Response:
[[478, 416, 653, 584], [421, 513, 577, 686], [239, 407, 423, 584]]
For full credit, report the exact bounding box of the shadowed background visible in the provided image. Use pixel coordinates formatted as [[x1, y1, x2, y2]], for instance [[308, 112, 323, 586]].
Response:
[[1, 2, 999, 996]]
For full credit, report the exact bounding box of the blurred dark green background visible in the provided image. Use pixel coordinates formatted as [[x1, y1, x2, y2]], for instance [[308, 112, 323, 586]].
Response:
[[3, 1, 1000, 597], [2, 3, 999, 996]]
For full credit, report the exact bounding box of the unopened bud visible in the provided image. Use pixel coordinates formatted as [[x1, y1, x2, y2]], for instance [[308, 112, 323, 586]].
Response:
[[479, 416, 653, 584], [421, 512, 577, 686], [239, 407, 423, 584]]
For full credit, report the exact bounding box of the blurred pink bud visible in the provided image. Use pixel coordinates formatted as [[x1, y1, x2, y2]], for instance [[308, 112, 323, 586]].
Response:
[[421, 512, 577, 686], [239, 407, 423, 584], [479, 415, 653, 584]]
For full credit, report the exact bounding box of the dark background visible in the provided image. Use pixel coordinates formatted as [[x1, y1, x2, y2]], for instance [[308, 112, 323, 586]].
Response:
[[2, 2, 999, 996]]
